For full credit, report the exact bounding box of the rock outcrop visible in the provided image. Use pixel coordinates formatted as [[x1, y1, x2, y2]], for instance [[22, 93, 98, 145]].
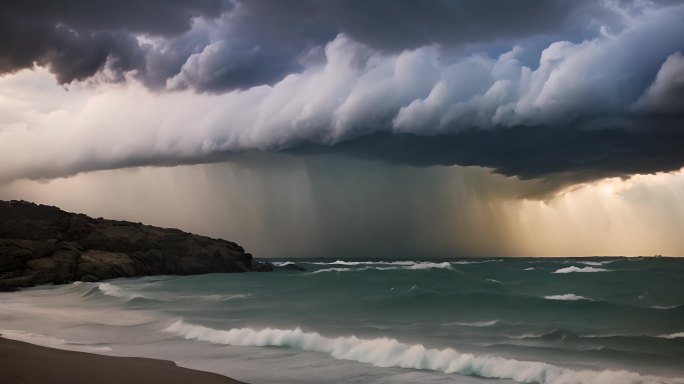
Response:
[[0, 200, 271, 291]]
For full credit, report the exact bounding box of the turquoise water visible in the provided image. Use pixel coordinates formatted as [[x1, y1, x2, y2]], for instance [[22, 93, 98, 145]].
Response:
[[1, 257, 683, 383]]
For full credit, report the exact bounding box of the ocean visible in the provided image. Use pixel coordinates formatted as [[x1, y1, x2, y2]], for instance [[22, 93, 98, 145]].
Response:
[[1, 257, 683, 384]]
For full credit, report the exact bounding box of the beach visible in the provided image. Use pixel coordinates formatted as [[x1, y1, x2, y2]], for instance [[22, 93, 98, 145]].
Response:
[[0, 337, 245, 384]]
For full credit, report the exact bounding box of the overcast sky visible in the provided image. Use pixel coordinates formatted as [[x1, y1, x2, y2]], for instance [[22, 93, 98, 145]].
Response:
[[1, 1, 683, 256]]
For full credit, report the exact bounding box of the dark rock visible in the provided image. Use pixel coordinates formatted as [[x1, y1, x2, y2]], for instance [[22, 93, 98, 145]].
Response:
[[0, 200, 267, 290]]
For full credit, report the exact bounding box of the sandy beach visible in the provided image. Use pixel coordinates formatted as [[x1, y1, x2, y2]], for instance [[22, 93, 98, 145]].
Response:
[[0, 337, 246, 384]]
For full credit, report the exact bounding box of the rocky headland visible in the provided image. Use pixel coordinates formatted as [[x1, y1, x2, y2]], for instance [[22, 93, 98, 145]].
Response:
[[0, 200, 272, 291]]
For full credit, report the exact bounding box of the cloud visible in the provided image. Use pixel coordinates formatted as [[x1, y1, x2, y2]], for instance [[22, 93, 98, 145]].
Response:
[[1, 1, 684, 189], [0, 0, 230, 83], [0, 0, 677, 92], [632, 52, 684, 113]]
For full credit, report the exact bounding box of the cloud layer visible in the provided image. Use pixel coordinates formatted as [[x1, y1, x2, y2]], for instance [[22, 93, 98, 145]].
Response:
[[0, 1, 683, 187]]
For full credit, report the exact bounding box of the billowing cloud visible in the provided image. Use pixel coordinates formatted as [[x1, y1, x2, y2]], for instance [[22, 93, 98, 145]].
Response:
[[1, 0, 677, 92], [632, 52, 684, 113], [0, 1, 683, 190]]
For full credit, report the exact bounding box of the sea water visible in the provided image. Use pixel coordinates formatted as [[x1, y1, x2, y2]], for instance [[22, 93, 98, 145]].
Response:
[[1, 257, 683, 384]]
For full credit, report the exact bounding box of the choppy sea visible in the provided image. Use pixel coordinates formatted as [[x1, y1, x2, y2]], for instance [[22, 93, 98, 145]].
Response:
[[1, 257, 683, 384]]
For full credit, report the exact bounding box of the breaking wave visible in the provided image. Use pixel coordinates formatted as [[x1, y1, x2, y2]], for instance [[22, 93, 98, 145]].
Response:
[[658, 332, 684, 339], [553, 266, 610, 274], [544, 294, 593, 301], [444, 320, 499, 327], [97, 282, 149, 301], [164, 320, 674, 384], [578, 260, 618, 266], [311, 261, 454, 273]]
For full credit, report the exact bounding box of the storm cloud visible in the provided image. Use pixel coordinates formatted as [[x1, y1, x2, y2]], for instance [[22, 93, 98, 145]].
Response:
[[0, 0, 683, 190], [0, 0, 672, 91]]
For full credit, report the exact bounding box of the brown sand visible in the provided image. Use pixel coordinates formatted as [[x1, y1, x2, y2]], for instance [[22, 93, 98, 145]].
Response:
[[0, 337, 247, 384]]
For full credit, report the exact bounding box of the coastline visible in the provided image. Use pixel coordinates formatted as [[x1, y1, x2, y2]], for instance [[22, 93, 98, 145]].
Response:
[[0, 337, 247, 384]]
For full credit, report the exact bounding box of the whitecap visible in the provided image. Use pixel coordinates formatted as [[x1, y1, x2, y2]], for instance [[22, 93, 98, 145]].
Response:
[[544, 294, 593, 301], [657, 332, 684, 339], [312, 262, 454, 273], [444, 320, 499, 327], [578, 260, 617, 266], [553, 266, 609, 274], [651, 305, 680, 310], [97, 282, 149, 301]]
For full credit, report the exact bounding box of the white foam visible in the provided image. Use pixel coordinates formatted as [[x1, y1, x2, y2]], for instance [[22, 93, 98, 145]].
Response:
[[273, 261, 297, 267], [651, 305, 680, 310], [524, 267, 536, 271], [452, 259, 503, 265], [404, 262, 453, 270], [445, 320, 499, 328], [164, 320, 675, 384], [578, 260, 617, 266], [1, 329, 111, 352], [312, 262, 454, 273], [312, 267, 364, 274], [657, 332, 684, 339], [553, 266, 609, 274], [97, 282, 149, 301], [544, 294, 593, 301], [311, 260, 415, 266]]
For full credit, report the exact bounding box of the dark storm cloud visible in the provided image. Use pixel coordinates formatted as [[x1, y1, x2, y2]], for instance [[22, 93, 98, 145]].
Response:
[[0, 0, 654, 91], [1, 0, 684, 190], [0, 0, 230, 83], [287, 117, 684, 191]]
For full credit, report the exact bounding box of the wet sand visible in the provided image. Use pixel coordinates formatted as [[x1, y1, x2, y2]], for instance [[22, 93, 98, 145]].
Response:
[[0, 337, 246, 384]]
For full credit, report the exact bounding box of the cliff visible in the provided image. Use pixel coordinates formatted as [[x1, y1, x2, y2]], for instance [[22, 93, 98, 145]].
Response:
[[0, 200, 271, 291]]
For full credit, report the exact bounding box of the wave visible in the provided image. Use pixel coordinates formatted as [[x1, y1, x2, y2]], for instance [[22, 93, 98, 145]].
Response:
[[513, 330, 684, 342], [452, 259, 503, 265], [578, 260, 618, 266], [312, 267, 365, 274], [657, 332, 684, 339], [444, 320, 499, 327], [78, 282, 248, 303], [310, 260, 416, 266], [0, 329, 111, 352], [651, 304, 682, 310], [97, 282, 150, 301], [311, 262, 455, 273], [544, 294, 593, 301], [177, 294, 249, 302], [164, 320, 675, 384], [553, 266, 610, 273]]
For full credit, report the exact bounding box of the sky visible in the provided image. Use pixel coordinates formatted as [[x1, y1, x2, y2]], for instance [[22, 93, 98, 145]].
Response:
[[1, 0, 683, 257]]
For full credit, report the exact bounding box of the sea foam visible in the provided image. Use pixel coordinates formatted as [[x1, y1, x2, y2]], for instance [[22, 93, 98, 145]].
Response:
[[312, 261, 454, 273], [657, 332, 684, 339], [164, 320, 674, 384], [544, 294, 593, 301], [553, 266, 609, 273], [0, 329, 111, 352]]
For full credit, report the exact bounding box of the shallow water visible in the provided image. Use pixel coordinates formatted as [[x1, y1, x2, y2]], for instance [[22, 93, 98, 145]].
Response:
[[1, 257, 683, 383]]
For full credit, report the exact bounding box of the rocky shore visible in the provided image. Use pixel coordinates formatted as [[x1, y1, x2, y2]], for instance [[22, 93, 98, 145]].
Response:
[[0, 200, 271, 291]]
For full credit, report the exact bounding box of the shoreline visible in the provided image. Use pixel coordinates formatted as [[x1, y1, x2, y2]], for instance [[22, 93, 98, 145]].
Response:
[[0, 337, 247, 384]]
